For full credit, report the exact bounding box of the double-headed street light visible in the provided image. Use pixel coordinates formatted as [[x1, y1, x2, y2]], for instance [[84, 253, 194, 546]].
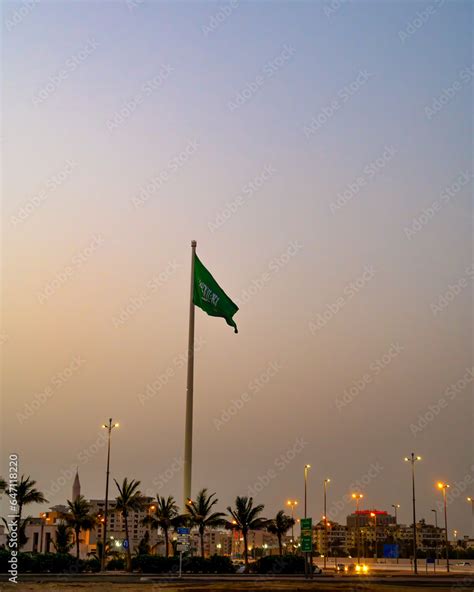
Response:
[[404, 453, 421, 574], [437, 482, 450, 573], [323, 478, 330, 569], [304, 465, 311, 518], [101, 418, 119, 571], [351, 493, 363, 564]]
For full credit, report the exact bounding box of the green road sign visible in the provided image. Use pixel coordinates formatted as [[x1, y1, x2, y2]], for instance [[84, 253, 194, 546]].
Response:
[[300, 517, 312, 552]]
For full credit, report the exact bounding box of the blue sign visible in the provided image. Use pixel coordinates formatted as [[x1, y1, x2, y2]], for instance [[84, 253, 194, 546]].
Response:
[[383, 544, 399, 558], [123, 539, 129, 549], [427, 557, 435, 564], [177, 527, 190, 535]]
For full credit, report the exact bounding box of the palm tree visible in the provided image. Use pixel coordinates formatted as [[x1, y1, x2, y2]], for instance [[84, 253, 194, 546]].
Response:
[[53, 522, 74, 554], [267, 510, 295, 556], [114, 478, 146, 571], [226, 496, 268, 566], [186, 489, 226, 558], [142, 495, 180, 558], [0, 477, 7, 492], [63, 495, 96, 560], [12, 475, 48, 524]]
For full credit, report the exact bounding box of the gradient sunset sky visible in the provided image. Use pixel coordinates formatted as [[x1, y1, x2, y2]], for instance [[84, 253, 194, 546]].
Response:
[[2, 0, 473, 535]]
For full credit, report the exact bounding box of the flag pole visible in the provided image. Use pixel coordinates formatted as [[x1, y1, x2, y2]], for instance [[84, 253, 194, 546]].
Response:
[[183, 239, 196, 506]]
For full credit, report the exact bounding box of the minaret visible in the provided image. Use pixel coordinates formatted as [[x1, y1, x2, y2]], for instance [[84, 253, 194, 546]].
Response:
[[72, 468, 81, 502]]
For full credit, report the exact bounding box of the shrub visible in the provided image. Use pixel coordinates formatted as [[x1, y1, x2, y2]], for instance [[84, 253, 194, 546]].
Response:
[[106, 557, 126, 571], [253, 554, 307, 574]]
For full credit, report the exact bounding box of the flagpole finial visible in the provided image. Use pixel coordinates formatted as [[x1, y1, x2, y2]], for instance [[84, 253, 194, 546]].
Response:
[[191, 240, 197, 248]]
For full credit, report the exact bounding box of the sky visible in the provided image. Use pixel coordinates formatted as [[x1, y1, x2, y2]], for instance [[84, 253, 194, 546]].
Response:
[[1, 0, 473, 538]]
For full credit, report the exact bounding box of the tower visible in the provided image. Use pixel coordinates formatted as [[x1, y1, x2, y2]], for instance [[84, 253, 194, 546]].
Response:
[[72, 468, 81, 502]]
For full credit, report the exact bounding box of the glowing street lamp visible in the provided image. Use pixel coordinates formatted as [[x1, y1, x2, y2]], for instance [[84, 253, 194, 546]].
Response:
[[101, 418, 119, 571], [286, 500, 298, 552], [351, 493, 363, 564], [404, 453, 421, 574], [437, 482, 450, 573], [467, 497, 474, 538], [370, 512, 378, 561]]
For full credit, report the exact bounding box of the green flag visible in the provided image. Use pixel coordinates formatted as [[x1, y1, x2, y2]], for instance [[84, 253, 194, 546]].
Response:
[[193, 253, 239, 333]]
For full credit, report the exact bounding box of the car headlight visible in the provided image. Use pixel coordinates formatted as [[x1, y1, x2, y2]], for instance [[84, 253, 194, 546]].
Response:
[[344, 567, 348, 572], [355, 565, 361, 572], [362, 565, 369, 573]]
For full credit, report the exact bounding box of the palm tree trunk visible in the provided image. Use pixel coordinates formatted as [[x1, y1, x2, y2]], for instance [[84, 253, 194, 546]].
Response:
[[124, 513, 132, 571], [278, 533, 282, 556], [200, 529, 205, 558], [164, 527, 169, 558], [243, 531, 249, 566]]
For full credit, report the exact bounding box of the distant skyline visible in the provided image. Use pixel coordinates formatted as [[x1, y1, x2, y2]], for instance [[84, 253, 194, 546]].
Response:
[[1, 0, 472, 537]]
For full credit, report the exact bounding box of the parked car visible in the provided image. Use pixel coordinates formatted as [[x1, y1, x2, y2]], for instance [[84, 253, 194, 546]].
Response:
[[343, 563, 370, 574]]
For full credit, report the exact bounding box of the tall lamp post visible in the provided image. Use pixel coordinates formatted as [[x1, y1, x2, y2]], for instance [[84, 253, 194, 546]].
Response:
[[404, 453, 421, 574], [101, 418, 119, 571], [323, 478, 330, 570], [351, 493, 363, 564], [303, 465, 311, 578], [370, 512, 377, 561], [286, 499, 298, 553], [467, 497, 474, 538], [391, 504, 400, 564], [437, 482, 450, 573], [431, 509, 439, 564]]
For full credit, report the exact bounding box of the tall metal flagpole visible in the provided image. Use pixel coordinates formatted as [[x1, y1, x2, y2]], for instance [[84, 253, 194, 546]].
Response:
[[184, 240, 196, 506]]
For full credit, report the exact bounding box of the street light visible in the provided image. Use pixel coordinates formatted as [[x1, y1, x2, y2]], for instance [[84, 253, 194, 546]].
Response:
[[437, 482, 450, 573], [304, 465, 311, 518], [351, 493, 363, 564], [101, 418, 119, 571], [391, 504, 400, 563], [404, 453, 421, 574], [39, 513, 48, 553], [286, 500, 298, 553], [431, 509, 439, 564], [303, 465, 311, 579], [323, 479, 330, 570], [391, 504, 400, 523], [370, 512, 377, 561], [467, 497, 474, 538]]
